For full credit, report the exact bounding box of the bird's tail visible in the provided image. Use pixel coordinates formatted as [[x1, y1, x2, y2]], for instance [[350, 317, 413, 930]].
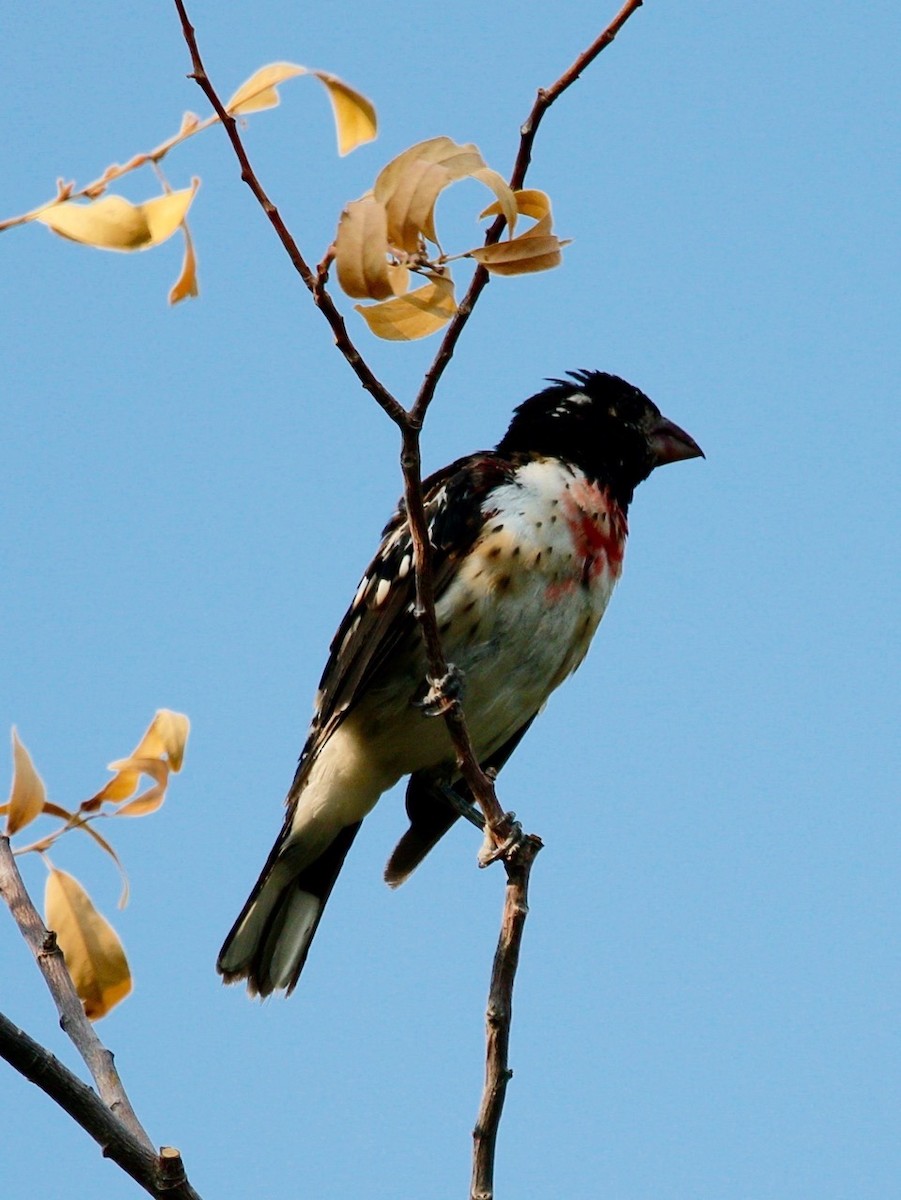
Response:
[[217, 821, 362, 996]]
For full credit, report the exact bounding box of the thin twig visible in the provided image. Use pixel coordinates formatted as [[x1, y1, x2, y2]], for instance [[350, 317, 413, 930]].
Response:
[[0, 836, 153, 1151], [0, 1012, 202, 1200], [172, 0, 510, 842], [412, 0, 646, 427], [0, 113, 218, 235], [169, 10, 646, 1200], [171, 0, 406, 427], [471, 836, 543, 1200]]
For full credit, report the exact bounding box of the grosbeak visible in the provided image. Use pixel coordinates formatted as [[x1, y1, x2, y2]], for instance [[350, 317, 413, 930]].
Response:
[[218, 370, 702, 996]]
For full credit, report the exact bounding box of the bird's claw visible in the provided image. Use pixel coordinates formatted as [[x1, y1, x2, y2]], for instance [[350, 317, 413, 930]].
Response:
[[413, 664, 465, 717], [477, 812, 522, 867]]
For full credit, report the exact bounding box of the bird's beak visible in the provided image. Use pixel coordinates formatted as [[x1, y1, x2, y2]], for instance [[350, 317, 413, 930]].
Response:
[[650, 416, 704, 467]]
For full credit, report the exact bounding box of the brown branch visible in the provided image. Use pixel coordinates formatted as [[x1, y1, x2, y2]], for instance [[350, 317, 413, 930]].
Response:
[[171, 0, 406, 428], [0, 837, 202, 1198], [0, 836, 153, 1150], [411, 0, 645, 427], [398, 426, 507, 831], [0, 1012, 202, 1200], [471, 835, 543, 1200], [169, 8, 647, 1200], [172, 0, 511, 837], [511, 0, 645, 190]]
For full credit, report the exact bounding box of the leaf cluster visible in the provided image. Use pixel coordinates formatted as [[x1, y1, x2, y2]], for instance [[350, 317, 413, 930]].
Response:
[[3, 712, 189, 1019], [336, 138, 568, 340], [2, 62, 566, 332]]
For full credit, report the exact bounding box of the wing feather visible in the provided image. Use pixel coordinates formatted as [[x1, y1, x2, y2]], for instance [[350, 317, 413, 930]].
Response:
[[287, 452, 515, 801]]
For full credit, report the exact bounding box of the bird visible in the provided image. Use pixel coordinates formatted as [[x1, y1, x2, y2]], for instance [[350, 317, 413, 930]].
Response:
[[217, 370, 703, 996]]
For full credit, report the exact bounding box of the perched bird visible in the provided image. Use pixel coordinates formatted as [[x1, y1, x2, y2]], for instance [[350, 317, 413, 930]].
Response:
[[218, 370, 702, 996]]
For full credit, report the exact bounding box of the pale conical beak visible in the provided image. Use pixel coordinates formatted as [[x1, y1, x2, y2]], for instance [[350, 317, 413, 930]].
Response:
[[650, 416, 704, 467]]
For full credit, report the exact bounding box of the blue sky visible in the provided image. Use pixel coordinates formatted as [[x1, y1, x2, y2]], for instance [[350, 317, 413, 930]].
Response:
[[2, 2, 899, 1198]]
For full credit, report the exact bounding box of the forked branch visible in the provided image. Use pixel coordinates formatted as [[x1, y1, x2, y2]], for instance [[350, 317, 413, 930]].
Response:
[[2, 7, 648, 1200], [172, 4, 644, 1198]]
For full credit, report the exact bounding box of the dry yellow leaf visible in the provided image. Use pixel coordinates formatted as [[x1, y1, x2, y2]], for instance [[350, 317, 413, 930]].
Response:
[[86, 709, 189, 809], [335, 198, 394, 300], [168, 223, 199, 305], [45, 868, 131, 1020], [480, 187, 554, 232], [226, 63, 375, 154], [312, 71, 377, 156], [356, 275, 456, 341], [5, 729, 47, 836], [386, 263, 411, 296], [471, 234, 569, 275], [226, 62, 305, 115], [110, 758, 168, 817], [373, 137, 516, 254], [470, 168, 519, 234], [36, 184, 198, 252], [135, 709, 190, 770]]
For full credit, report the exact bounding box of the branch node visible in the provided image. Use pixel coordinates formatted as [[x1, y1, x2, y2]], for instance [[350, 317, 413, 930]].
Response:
[[156, 1145, 188, 1190]]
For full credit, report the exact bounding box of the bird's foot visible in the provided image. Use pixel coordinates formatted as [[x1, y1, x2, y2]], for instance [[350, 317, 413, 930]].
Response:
[[413, 664, 465, 717], [478, 812, 523, 867]]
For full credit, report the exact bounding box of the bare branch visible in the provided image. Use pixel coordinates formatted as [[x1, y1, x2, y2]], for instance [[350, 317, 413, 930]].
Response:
[[412, 0, 646, 426], [171, 0, 406, 427], [513, 0, 644, 188], [0, 836, 153, 1150], [471, 835, 543, 1200], [168, 10, 648, 1200], [0, 1013, 202, 1200]]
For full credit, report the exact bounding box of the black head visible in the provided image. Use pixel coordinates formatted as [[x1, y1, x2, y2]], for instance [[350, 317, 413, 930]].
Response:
[[496, 370, 703, 508]]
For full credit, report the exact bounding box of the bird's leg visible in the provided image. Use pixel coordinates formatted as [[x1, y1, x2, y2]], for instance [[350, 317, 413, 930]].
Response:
[[436, 782, 484, 830], [436, 774, 523, 866]]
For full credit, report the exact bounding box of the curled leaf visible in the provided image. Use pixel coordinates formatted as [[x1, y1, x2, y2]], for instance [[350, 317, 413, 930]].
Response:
[[312, 71, 377, 155], [356, 274, 456, 341], [473, 188, 569, 275], [374, 137, 516, 254], [36, 182, 199, 252], [5, 729, 47, 836], [480, 187, 554, 232], [471, 234, 569, 275], [135, 709, 190, 771], [168, 222, 199, 305], [226, 62, 305, 115], [45, 868, 131, 1020], [110, 757, 168, 817], [226, 63, 376, 154], [86, 709, 189, 810], [335, 197, 394, 300], [471, 168, 518, 234]]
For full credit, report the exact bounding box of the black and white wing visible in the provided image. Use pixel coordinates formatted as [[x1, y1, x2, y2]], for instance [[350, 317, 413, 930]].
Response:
[[287, 451, 516, 801]]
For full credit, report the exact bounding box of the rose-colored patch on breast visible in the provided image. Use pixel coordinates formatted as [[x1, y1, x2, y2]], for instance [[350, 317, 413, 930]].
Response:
[[561, 480, 627, 586]]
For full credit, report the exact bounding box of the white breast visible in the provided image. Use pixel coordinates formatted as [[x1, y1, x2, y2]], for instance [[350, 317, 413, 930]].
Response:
[[432, 457, 627, 759]]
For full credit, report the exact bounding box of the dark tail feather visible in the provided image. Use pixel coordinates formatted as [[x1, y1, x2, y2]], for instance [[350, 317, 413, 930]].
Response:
[[384, 776, 460, 887], [385, 714, 540, 887], [218, 821, 362, 996]]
